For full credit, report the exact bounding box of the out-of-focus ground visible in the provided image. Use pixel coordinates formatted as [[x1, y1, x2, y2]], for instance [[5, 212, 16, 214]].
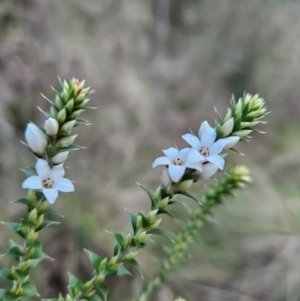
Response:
[[0, 0, 300, 300]]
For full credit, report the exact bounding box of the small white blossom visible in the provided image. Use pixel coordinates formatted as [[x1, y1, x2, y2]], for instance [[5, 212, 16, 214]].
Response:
[[22, 159, 74, 204], [182, 121, 239, 172], [152, 147, 204, 183], [44, 118, 59, 136], [25, 123, 48, 155], [51, 151, 69, 164]]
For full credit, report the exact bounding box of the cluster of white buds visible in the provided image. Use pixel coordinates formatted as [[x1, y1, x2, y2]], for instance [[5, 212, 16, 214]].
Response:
[[21, 79, 92, 204]]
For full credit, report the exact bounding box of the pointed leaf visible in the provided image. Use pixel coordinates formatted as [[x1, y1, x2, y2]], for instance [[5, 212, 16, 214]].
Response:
[[13, 198, 35, 210], [177, 191, 202, 205], [35, 220, 61, 231], [85, 249, 102, 272], [0, 269, 15, 281], [125, 258, 140, 274], [88, 294, 103, 301], [126, 210, 137, 234], [147, 228, 169, 238], [116, 266, 132, 276], [137, 183, 155, 207], [157, 208, 174, 218], [21, 281, 39, 297], [113, 242, 121, 256], [4, 291, 16, 301], [95, 283, 108, 301], [107, 232, 124, 247]]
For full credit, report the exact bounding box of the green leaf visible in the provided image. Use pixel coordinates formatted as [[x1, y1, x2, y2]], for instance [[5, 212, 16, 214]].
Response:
[[35, 220, 61, 231], [0, 269, 15, 281], [116, 266, 131, 276], [4, 291, 16, 301], [126, 210, 137, 234], [95, 283, 108, 301], [102, 264, 116, 276], [157, 208, 174, 219], [85, 249, 102, 272], [177, 191, 202, 205], [13, 198, 35, 209], [6, 243, 23, 258], [21, 281, 39, 297], [168, 199, 180, 205], [147, 228, 168, 237], [137, 183, 155, 208], [138, 213, 151, 228], [59, 144, 84, 152], [15, 269, 28, 281], [125, 258, 140, 274], [0, 289, 6, 298], [113, 242, 121, 256], [108, 232, 124, 247], [28, 258, 43, 269], [3, 222, 26, 238], [39, 208, 65, 218], [68, 273, 84, 296], [87, 294, 103, 301]]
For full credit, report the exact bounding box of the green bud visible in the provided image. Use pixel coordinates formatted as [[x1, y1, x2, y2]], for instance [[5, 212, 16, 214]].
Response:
[[27, 247, 35, 258], [158, 197, 169, 210], [147, 218, 162, 231], [11, 266, 18, 279], [28, 209, 38, 224], [20, 260, 30, 271], [59, 120, 76, 134], [175, 179, 193, 192], [50, 106, 58, 118], [135, 231, 150, 243], [23, 275, 29, 283], [35, 214, 44, 229], [86, 290, 96, 298], [57, 108, 67, 124], [77, 98, 90, 107], [27, 229, 38, 244], [114, 262, 123, 271], [69, 109, 84, 119], [55, 96, 64, 110], [27, 190, 38, 204], [146, 209, 158, 224], [83, 280, 92, 291], [61, 90, 69, 102], [108, 255, 118, 266], [122, 251, 138, 261], [232, 130, 252, 138], [65, 294, 73, 301], [46, 144, 57, 158], [96, 274, 105, 284], [56, 134, 77, 148], [220, 117, 234, 136], [123, 233, 132, 248], [96, 275, 105, 284], [38, 200, 50, 213], [99, 257, 107, 271], [136, 215, 142, 230], [153, 186, 161, 204], [65, 99, 74, 113]]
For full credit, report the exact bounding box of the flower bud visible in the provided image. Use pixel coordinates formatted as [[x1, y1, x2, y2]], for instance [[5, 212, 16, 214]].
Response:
[[56, 135, 77, 148], [158, 197, 169, 210], [28, 209, 38, 224], [69, 109, 84, 119], [96, 275, 105, 284], [174, 179, 193, 192], [99, 258, 107, 271], [122, 251, 138, 261], [146, 209, 158, 224], [50, 106, 58, 118], [59, 120, 76, 134], [223, 136, 240, 149], [51, 151, 69, 164], [25, 123, 47, 154], [232, 130, 252, 138], [147, 218, 162, 231], [160, 169, 171, 189], [108, 255, 118, 266], [27, 229, 38, 244], [65, 99, 74, 113], [44, 118, 59, 136], [57, 108, 67, 124], [123, 233, 132, 248], [220, 118, 234, 137]]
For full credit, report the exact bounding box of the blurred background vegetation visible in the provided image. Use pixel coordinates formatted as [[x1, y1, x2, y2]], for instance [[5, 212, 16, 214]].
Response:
[[0, 0, 300, 300]]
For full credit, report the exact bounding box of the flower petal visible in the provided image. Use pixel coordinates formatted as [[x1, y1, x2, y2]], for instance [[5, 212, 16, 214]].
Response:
[[182, 134, 201, 150], [36, 159, 51, 179], [43, 188, 58, 204], [186, 148, 205, 163], [223, 136, 240, 149], [200, 127, 216, 147], [209, 139, 228, 155], [168, 165, 186, 182], [201, 163, 219, 179], [178, 148, 191, 162], [186, 161, 203, 172], [22, 176, 43, 189], [152, 156, 171, 168], [207, 155, 225, 170], [51, 164, 65, 182], [198, 121, 210, 137], [162, 147, 179, 160], [51, 151, 69, 164], [55, 178, 74, 192]]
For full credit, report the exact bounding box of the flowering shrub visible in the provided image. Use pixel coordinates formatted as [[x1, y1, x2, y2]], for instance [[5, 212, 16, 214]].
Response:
[[0, 79, 268, 301]]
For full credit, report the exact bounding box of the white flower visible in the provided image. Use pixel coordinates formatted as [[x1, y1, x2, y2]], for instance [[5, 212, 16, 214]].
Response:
[[51, 151, 69, 164], [182, 121, 238, 171], [22, 159, 74, 204], [44, 118, 59, 136], [25, 123, 48, 154], [152, 147, 204, 183]]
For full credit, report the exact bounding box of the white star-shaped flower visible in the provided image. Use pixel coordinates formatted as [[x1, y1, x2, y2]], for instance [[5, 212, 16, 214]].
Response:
[[182, 121, 239, 173], [22, 159, 74, 204], [152, 147, 204, 183]]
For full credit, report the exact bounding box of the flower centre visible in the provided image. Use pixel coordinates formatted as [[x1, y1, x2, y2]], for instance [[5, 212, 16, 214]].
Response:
[[172, 158, 184, 166], [199, 147, 210, 157], [42, 177, 54, 189]]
